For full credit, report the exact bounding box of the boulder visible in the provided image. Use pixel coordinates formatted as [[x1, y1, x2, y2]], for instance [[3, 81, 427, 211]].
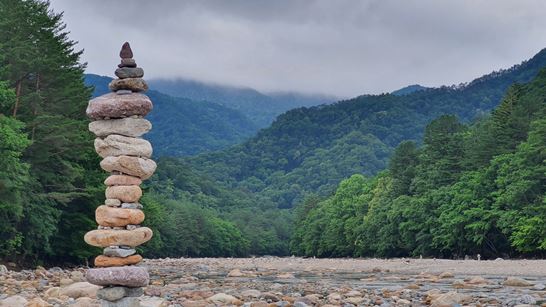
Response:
[[25, 297, 51, 307], [104, 174, 142, 186], [105, 185, 143, 203], [72, 297, 100, 307], [207, 293, 239, 304], [97, 286, 143, 301], [94, 254, 142, 267], [109, 78, 148, 92], [101, 297, 140, 307], [103, 246, 136, 258], [86, 266, 149, 287], [86, 93, 152, 120], [115, 67, 144, 79], [95, 135, 152, 158], [430, 291, 471, 307], [96, 205, 144, 227], [84, 227, 153, 247], [89, 118, 152, 138], [100, 156, 156, 180], [59, 281, 100, 298], [503, 277, 533, 287], [0, 295, 27, 307], [140, 297, 168, 307]]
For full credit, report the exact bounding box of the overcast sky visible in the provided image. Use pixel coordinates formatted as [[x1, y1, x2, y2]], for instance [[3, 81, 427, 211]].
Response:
[[49, 0, 546, 97]]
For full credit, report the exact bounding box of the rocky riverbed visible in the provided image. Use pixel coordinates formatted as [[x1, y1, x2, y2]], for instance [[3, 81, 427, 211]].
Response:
[[1, 257, 546, 306]]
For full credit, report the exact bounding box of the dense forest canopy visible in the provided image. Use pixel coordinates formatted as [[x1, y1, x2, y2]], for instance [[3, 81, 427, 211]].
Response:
[[291, 70, 546, 258], [0, 0, 544, 265], [184, 48, 546, 210]]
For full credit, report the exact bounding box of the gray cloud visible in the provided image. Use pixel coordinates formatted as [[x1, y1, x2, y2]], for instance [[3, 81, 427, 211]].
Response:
[[49, 0, 546, 97]]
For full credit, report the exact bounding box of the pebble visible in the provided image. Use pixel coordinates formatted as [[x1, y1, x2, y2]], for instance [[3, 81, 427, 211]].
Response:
[[103, 246, 137, 258]]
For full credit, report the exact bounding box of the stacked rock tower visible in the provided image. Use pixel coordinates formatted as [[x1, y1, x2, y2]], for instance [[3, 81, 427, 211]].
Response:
[[84, 42, 154, 307]]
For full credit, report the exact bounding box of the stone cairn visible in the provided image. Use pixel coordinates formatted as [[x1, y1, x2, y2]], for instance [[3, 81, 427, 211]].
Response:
[[84, 42, 155, 307]]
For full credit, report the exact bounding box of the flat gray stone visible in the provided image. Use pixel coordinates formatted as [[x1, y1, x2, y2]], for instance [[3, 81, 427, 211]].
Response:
[[115, 67, 144, 79], [121, 203, 143, 209], [89, 117, 152, 138], [97, 286, 143, 301], [103, 247, 136, 258], [86, 266, 149, 287]]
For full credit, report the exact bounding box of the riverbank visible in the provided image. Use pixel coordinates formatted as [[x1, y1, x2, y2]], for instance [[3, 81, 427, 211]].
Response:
[[1, 257, 545, 306]]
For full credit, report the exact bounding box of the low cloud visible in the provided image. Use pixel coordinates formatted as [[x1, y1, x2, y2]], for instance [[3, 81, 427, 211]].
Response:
[[50, 0, 546, 96]]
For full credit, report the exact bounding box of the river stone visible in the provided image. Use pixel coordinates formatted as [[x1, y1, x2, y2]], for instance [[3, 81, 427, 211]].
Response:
[[86, 266, 149, 287], [84, 227, 153, 247], [59, 281, 100, 298], [105, 175, 142, 186], [94, 254, 142, 267], [95, 135, 152, 159], [115, 67, 144, 79], [86, 93, 152, 120], [105, 185, 143, 203], [100, 156, 157, 180], [97, 286, 143, 301], [118, 58, 137, 68], [105, 199, 122, 207], [109, 78, 148, 92], [89, 118, 152, 138], [96, 205, 144, 227], [121, 203, 143, 209], [103, 247, 136, 258]]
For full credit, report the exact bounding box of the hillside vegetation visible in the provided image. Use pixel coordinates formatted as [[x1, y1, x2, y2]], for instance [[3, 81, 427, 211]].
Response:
[[185, 49, 546, 209], [291, 70, 546, 258]]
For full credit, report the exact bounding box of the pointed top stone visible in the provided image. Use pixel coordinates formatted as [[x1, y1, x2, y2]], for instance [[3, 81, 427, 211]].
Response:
[[119, 42, 133, 59]]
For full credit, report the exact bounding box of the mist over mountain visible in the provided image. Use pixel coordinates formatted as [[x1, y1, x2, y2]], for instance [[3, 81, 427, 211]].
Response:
[[147, 78, 336, 127], [85, 74, 258, 156]]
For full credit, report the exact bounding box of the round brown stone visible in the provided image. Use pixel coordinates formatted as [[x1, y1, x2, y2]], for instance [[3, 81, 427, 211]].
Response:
[[94, 254, 142, 267], [84, 227, 153, 247], [95, 205, 144, 227], [86, 93, 152, 120], [109, 78, 148, 92], [104, 175, 142, 186], [105, 185, 142, 203], [100, 156, 156, 180]]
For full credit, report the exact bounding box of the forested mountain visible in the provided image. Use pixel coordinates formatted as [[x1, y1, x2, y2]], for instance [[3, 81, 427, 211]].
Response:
[[391, 84, 428, 96], [184, 48, 546, 209], [147, 78, 335, 127], [85, 74, 258, 156], [291, 69, 546, 258]]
